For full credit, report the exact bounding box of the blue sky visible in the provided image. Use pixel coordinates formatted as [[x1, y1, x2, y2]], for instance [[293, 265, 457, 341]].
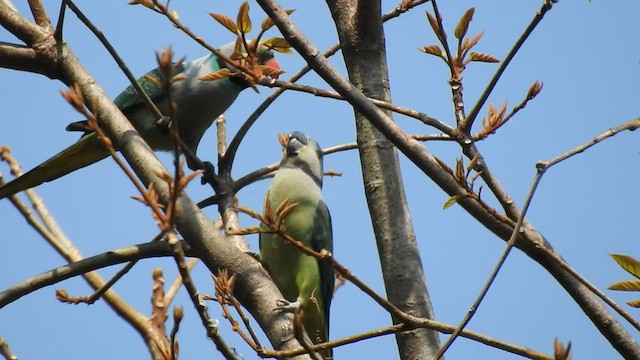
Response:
[[1, 1, 639, 359]]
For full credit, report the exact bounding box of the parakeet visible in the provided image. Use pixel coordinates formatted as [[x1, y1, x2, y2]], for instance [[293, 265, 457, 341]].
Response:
[[260, 131, 334, 359], [0, 40, 279, 199]]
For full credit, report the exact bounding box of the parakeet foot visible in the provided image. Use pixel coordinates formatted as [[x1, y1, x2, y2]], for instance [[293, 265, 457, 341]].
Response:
[[154, 115, 172, 133], [274, 299, 301, 313], [200, 161, 216, 185]]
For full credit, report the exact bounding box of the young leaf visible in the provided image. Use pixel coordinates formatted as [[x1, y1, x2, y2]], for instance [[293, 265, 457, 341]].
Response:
[[198, 68, 231, 81], [627, 299, 640, 308], [611, 254, 640, 279], [258, 64, 286, 78], [209, 13, 238, 34], [262, 37, 292, 54], [608, 280, 640, 291], [465, 31, 485, 51], [418, 44, 443, 58], [466, 152, 480, 174], [261, 9, 295, 31], [527, 81, 544, 100], [469, 52, 500, 63], [425, 11, 440, 36], [237, 1, 252, 34], [454, 7, 475, 40], [443, 195, 461, 210]]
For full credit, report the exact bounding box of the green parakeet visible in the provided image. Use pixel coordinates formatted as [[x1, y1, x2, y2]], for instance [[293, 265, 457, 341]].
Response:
[[0, 40, 279, 199], [260, 131, 334, 359]]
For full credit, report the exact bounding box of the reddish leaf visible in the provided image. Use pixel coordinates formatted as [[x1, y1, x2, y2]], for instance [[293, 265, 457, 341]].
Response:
[[259, 65, 286, 78], [198, 68, 231, 81], [454, 7, 475, 40], [209, 13, 238, 34], [469, 52, 500, 63], [465, 31, 485, 51], [425, 11, 440, 35], [418, 44, 443, 58]]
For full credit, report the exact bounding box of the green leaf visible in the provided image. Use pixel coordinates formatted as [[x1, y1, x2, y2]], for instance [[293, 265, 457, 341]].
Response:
[[611, 254, 640, 279], [443, 195, 461, 210], [261, 37, 292, 54]]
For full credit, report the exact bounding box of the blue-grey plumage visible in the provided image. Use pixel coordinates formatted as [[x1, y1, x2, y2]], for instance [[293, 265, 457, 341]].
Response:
[[260, 132, 334, 359], [0, 41, 279, 199]]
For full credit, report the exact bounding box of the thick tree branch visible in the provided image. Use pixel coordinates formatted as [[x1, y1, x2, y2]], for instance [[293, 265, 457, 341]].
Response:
[[325, 1, 441, 359]]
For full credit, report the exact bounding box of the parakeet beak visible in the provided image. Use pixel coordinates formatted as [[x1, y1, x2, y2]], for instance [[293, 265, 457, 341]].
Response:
[[263, 58, 280, 79], [286, 132, 307, 155]]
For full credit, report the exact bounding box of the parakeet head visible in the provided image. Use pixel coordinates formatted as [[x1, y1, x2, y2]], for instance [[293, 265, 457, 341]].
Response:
[[217, 40, 280, 78], [279, 131, 324, 187]]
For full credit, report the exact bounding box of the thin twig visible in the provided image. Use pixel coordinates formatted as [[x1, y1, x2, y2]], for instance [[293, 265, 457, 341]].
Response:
[[539, 118, 640, 170], [0, 240, 194, 309], [260, 78, 452, 134], [166, 233, 238, 359], [164, 257, 198, 306], [221, 0, 436, 174], [433, 167, 544, 359], [462, 0, 556, 132]]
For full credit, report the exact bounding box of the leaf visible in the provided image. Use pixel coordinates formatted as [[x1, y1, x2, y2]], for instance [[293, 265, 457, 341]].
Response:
[[418, 45, 443, 58], [455, 158, 464, 180], [443, 195, 461, 210], [198, 68, 231, 81], [627, 299, 640, 308], [171, 9, 179, 20], [128, 0, 155, 9], [209, 13, 238, 34], [527, 81, 544, 100], [258, 64, 286, 78], [261, 9, 295, 31], [261, 37, 292, 54], [610, 254, 640, 279], [454, 7, 475, 40], [496, 100, 507, 122], [425, 11, 440, 35], [466, 152, 480, 174], [469, 52, 500, 63], [237, 1, 252, 34], [553, 338, 572, 360], [232, 37, 245, 60], [608, 280, 640, 291], [465, 31, 485, 50]]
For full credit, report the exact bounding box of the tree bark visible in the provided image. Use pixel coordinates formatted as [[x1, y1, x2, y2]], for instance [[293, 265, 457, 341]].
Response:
[[325, 1, 442, 359]]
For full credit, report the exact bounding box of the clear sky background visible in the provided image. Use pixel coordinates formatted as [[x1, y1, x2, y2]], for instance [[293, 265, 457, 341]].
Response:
[[1, 1, 639, 359]]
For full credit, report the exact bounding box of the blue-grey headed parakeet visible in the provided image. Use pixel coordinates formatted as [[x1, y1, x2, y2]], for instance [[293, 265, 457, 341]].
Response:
[[260, 131, 334, 358], [0, 40, 279, 199]]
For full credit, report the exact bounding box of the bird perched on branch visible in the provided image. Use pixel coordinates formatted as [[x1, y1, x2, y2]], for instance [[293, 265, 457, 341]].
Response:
[[260, 131, 334, 359], [0, 39, 279, 199]]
